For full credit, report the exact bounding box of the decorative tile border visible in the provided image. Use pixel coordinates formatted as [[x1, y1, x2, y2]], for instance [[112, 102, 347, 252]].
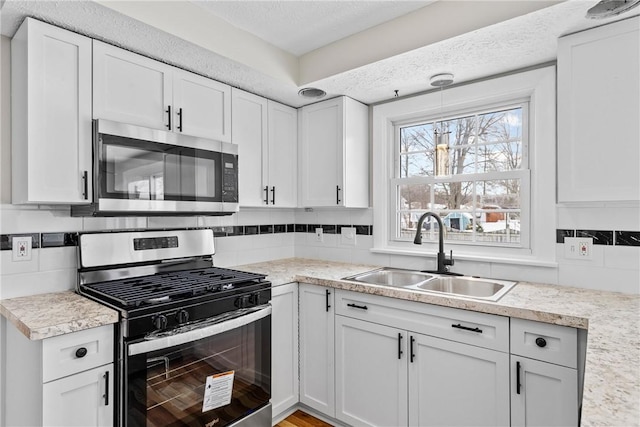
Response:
[[0, 224, 374, 249], [556, 229, 639, 246]]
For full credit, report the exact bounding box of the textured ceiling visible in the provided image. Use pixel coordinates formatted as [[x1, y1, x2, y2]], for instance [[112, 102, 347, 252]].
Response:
[[1, 0, 637, 108], [190, 1, 432, 56]]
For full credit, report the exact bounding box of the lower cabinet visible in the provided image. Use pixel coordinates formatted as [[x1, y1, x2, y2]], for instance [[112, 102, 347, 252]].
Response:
[[299, 283, 335, 416], [335, 315, 510, 427], [271, 283, 299, 418], [5, 323, 114, 427]]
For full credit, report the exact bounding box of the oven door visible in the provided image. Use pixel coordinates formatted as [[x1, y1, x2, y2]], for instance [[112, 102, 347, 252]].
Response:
[[125, 305, 271, 427]]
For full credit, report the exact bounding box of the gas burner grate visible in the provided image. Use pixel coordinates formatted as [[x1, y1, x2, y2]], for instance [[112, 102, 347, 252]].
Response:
[[82, 267, 266, 308]]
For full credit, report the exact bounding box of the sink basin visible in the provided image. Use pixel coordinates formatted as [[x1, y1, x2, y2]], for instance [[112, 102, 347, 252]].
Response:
[[343, 268, 516, 301], [406, 276, 516, 301], [343, 268, 434, 287]]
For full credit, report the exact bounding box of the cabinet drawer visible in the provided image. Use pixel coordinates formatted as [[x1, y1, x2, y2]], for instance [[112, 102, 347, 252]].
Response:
[[510, 318, 577, 368], [42, 325, 114, 383], [335, 289, 509, 352]]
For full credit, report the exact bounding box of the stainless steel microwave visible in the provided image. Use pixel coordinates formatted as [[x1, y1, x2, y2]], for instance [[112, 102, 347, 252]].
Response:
[[72, 120, 238, 216]]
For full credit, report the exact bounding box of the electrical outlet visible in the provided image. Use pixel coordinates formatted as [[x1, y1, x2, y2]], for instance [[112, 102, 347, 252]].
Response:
[[564, 237, 593, 260], [315, 228, 324, 242], [12, 236, 32, 261], [340, 227, 357, 246]]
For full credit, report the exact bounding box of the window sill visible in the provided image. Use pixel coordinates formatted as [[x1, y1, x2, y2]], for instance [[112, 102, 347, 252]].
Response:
[[370, 246, 558, 268]]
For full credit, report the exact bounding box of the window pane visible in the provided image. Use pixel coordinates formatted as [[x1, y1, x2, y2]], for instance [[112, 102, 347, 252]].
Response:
[[476, 212, 521, 244], [442, 115, 476, 147], [400, 123, 434, 153], [434, 182, 474, 209], [476, 179, 520, 209], [477, 142, 522, 172], [400, 152, 433, 177], [399, 184, 431, 210], [477, 107, 522, 144], [450, 146, 476, 175]]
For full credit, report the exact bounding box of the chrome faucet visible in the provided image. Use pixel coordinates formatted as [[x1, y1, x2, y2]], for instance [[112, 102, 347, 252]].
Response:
[[413, 212, 455, 274]]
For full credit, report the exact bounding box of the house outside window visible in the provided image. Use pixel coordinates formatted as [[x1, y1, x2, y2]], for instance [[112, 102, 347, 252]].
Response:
[[394, 104, 529, 248], [371, 66, 556, 265]]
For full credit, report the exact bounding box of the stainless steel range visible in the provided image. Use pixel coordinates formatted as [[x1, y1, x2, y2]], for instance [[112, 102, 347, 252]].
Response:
[[77, 229, 272, 427]]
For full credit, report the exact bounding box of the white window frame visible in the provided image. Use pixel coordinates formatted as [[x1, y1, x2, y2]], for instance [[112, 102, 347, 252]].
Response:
[[371, 66, 556, 266]]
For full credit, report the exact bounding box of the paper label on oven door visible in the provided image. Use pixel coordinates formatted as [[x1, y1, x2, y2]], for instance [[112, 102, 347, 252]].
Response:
[[202, 370, 234, 412]]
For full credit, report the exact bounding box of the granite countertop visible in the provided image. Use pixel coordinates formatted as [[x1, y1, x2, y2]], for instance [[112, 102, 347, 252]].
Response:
[[237, 258, 640, 427], [0, 291, 119, 340]]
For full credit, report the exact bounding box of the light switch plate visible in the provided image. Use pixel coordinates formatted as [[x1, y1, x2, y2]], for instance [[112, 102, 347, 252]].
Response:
[[12, 236, 32, 261]]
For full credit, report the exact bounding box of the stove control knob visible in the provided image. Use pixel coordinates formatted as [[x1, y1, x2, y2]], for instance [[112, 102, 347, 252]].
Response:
[[176, 310, 190, 324], [152, 314, 168, 330], [250, 293, 261, 305]]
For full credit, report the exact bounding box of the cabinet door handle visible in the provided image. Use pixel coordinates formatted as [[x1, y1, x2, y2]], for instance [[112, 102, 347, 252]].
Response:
[[264, 186, 269, 205], [166, 105, 172, 130], [347, 303, 368, 310], [325, 289, 331, 312], [270, 186, 275, 205], [451, 323, 483, 334], [75, 347, 88, 358], [103, 371, 110, 406], [336, 185, 341, 204], [535, 337, 547, 348], [516, 361, 521, 395], [398, 333, 403, 359], [81, 171, 88, 200], [410, 336, 415, 363], [177, 107, 183, 132]]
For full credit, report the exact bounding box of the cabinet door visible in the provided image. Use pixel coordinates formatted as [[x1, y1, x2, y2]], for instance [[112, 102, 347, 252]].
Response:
[[173, 69, 231, 142], [93, 40, 172, 130], [11, 18, 92, 204], [557, 17, 640, 202], [335, 316, 408, 427], [299, 284, 335, 416], [409, 334, 510, 427], [267, 101, 298, 207], [271, 283, 299, 418], [511, 356, 578, 427], [42, 364, 114, 427], [232, 89, 268, 207], [299, 98, 344, 207]]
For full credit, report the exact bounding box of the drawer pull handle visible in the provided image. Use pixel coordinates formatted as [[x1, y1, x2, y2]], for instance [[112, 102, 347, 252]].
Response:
[[451, 323, 483, 333], [535, 337, 547, 348], [75, 347, 88, 358], [325, 289, 331, 312], [347, 303, 368, 310]]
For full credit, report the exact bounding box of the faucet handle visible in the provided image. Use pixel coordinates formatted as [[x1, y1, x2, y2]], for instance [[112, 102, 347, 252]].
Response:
[[445, 250, 455, 266]]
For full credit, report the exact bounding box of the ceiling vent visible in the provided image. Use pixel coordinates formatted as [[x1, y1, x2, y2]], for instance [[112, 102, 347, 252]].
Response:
[[298, 87, 327, 99], [586, 0, 640, 18]]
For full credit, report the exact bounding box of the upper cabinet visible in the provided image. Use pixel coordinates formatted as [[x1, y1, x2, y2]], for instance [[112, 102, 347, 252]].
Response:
[[557, 16, 640, 203], [11, 18, 93, 204], [232, 88, 297, 207], [93, 41, 231, 142], [299, 96, 369, 208]]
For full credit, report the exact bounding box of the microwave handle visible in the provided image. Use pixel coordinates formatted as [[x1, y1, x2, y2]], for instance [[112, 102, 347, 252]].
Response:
[[128, 305, 271, 356]]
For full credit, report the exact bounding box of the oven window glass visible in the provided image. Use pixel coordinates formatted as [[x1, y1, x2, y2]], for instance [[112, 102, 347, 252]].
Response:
[[127, 314, 271, 426], [100, 134, 222, 202]]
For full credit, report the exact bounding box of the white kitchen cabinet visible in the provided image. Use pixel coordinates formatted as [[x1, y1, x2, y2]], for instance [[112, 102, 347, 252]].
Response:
[[232, 89, 297, 207], [271, 283, 299, 419], [510, 318, 579, 426], [298, 283, 335, 416], [94, 40, 231, 142], [11, 17, 92, 204], [409, 334, 510, 426], [5, 323, 114, 426], [335, 316, 408, 427], [298, 96, 369, 207], [334, 289, 510, 427], [557, 16, 640, 202]]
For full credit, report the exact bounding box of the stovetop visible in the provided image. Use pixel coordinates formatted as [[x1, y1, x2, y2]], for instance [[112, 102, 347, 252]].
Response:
[[80, 266, 267, 309]]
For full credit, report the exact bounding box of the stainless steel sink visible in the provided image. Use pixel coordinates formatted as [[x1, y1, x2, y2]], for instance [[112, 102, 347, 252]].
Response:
[[405, 276, 516, 301], [343, 268, 516, 301], [343, 268, 434, 287]]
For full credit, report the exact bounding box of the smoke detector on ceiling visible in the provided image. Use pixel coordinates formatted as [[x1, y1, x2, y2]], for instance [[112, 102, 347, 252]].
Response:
[[586, 0, 640, 18], [298, 87, 326, 99], [430, 73, 454, 87]]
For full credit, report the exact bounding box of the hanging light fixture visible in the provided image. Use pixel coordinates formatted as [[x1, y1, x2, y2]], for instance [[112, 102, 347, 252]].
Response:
[[586, 0, 640, 18], [430, 73, 454, 177]]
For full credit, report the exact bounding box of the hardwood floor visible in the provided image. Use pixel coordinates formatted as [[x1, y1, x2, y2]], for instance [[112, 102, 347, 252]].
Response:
[[275, 410, 333, 427]]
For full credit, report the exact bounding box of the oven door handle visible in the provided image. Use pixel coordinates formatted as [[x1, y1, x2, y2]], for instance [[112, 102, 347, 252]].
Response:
[[127, 305, 271, 356]]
